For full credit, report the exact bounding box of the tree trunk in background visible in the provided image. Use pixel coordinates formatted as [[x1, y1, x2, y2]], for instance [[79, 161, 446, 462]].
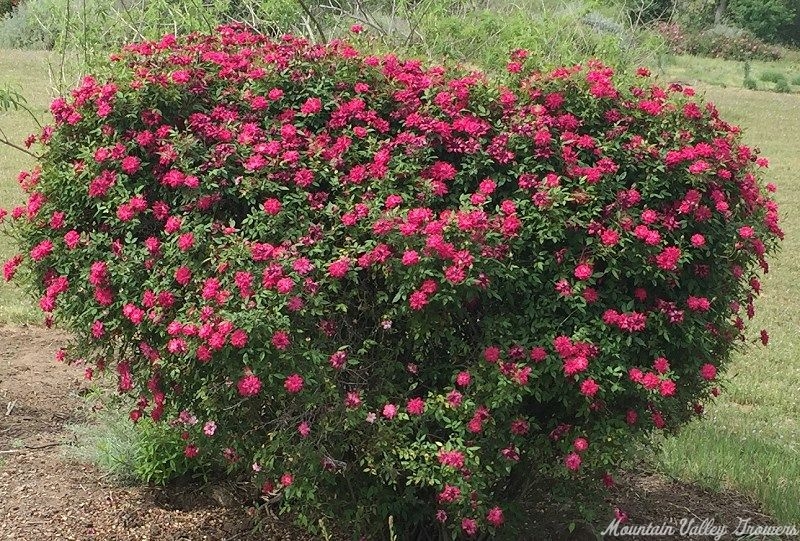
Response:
[[714, 0, 727, 25]]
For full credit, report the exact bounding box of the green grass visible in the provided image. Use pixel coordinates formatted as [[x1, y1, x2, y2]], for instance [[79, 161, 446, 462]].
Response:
[[657, 53, 800, 93], [64, 386, 143, 485], [0, 49, 54, 323], [759, 69, 787, 83], [654, 86, 800, 523]]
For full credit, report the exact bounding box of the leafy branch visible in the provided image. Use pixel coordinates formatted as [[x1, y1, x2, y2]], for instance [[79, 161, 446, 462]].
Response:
[[0, 86, 43, 159]]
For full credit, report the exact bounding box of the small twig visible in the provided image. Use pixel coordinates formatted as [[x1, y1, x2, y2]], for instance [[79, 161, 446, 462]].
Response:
[[300, 15, 316, 42], [96, 470, 117, 481], [404, 0, 430, 48], [0, 94, 43, 131], [185, 0, 215, 34], [296, 0, 326, 42], [319, 2, 386, 36], [5, 400, 16, 416], [0, 442, 67, 453], [114, 0, 147, 43], [24, 442, 67, 450], [0, 129, 41, 160]]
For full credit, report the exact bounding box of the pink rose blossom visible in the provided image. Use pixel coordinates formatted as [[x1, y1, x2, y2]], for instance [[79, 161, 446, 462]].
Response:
[[573, 263, 593, 281], [406, 397, 425, 415], [284, 373, 304, 393], [486, 507, 504, 528], [564, 452, 582, 471], [382, 403, 398, 419], [237, 374, 261, 397], [700, 363, 717, 381]]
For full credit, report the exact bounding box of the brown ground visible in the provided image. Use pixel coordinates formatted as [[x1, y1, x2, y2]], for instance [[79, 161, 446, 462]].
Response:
[[0, 325, 784, 540]]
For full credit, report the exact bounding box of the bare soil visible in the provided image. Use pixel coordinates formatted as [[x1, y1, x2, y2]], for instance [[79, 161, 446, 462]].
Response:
[[0, 325, 783, 540]]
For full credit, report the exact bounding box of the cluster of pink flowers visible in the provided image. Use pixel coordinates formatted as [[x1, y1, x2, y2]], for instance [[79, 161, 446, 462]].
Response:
[[602, 309, 648, 332]]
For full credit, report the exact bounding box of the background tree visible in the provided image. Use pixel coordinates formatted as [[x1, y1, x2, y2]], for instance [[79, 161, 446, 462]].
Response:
[[727, 0, 796, 43]]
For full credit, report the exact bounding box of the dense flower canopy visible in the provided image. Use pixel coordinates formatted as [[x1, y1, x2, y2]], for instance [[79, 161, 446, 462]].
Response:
[[3, 25, 782, 537]]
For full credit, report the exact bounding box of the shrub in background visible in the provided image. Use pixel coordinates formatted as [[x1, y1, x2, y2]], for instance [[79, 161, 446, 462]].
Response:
[[742, 62, 758, 90], [656, 22, 784, 61], [774, 78, 791, 93], [742, 77, 758, 90], [756, 69, 794, 93], [2, 26, 782, 538], [690, 25, 784, 61], [654, 21, 689, 55], [759, 69, 786, 83], [0, 0, 63, 49], [728, 0, 796, 44]]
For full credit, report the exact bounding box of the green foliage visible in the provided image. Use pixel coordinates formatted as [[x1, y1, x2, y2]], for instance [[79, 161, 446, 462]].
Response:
[[132, 418, 208, 484], [752, 69, 792, 94], [673, 0, 716, 32], [0, 84, 26, 111], [67, 386, 207, 485], [779, 10, 800, 45], [0, 0, 17, 17], [774, 77, 791, 93], [0, 0, 303, 71], [2, 25, 782, 539], [418, 7, 632, 70], [0, 0, 61, 49], [791, 73, 800, 86], [759, 69, 786, 83], [728, 0, 796, 44], [672, 0, 798, 46], [743, 77, 758, 90], [408, 1, 664, 72], [66, 390, 142, 484]]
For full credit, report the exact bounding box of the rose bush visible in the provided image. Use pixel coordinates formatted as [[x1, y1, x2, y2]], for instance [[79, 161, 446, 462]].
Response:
[[2, 26, 782, 538], [655, 21, 784, 61]]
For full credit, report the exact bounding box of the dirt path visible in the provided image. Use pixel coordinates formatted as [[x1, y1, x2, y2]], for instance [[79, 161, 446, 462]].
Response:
[[0, 325, 783, 540]]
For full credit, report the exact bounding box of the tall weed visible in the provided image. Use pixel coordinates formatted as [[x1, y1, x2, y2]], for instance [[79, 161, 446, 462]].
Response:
[[0, 0, 664, 82]]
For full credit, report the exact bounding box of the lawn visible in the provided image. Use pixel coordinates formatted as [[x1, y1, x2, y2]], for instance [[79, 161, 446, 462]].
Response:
[[0, 48, 798, 525], [0, 49, 53, 323], [657, 51, 800, 92]]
